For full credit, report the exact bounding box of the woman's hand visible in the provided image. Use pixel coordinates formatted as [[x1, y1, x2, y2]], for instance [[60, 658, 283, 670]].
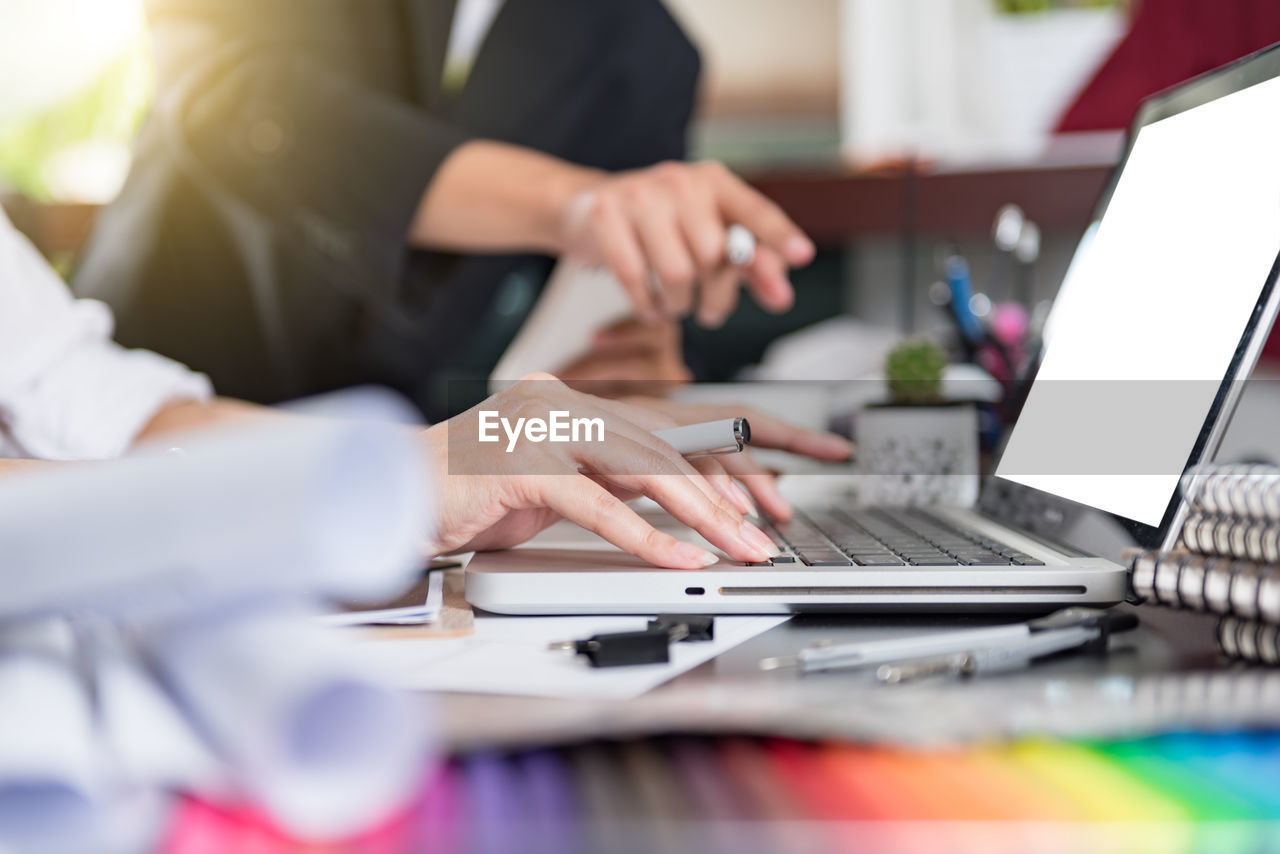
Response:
[[421, 374, 781, 569], [413, 143, 813, 328], [559, 161, 815, 328], [621, 397, 854, 521]]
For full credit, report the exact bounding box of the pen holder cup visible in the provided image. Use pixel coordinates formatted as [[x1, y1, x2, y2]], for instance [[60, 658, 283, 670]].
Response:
[[854, 402, 980, 506]]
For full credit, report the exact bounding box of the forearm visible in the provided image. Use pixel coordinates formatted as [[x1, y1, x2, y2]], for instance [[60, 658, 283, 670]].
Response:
[[0, 399, 279, 477], [133, 397, 277, 445], [407, 140, 603, 254], [0, 459, 58, 476]]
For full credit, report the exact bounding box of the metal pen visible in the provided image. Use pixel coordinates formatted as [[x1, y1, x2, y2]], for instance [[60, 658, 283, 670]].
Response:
[[760, 608, 1134, 675], [875, 624, 1105, 684]]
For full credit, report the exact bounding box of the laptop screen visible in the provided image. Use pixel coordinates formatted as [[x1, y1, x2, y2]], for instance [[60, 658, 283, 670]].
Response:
[[995, 68, 1280, 530]]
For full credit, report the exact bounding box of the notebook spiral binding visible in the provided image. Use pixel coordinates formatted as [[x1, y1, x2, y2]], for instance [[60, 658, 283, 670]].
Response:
[[1217, 616, 1280, 664], [1181, 512, 1280, 562], [1180, 463, 1280, 521], [1130, 468, 1280, 666], [1127, 549, 1280, 622]]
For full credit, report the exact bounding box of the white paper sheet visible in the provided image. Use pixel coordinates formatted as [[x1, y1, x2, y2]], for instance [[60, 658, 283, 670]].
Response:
[[317, 572, 445, 627], [489, 260, 631, 391], [368, 614, 789, 701]]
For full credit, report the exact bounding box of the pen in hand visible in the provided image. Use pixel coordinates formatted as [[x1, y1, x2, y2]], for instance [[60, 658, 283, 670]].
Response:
[[653, 417, 750, 458]]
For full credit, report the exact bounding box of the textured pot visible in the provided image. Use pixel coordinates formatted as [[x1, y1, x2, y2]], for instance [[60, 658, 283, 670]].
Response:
[[855, 403, 980, 506]]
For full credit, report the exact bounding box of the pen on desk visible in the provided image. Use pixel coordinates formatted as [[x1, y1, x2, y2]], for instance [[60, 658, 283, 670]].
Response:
[[653, 418, 750, 458], [877, 613, 1139, 683], [760, 608, 1136, 675], [875, 623, 1109, 684], [759, 623, 1031, 673]]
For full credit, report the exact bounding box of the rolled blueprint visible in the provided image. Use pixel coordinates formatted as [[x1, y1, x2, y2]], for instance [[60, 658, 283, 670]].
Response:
[[86, 622, 223, 796], [145, 604, 430, 839], [0, 412, 431, 619], [0, 620, 165, 854]]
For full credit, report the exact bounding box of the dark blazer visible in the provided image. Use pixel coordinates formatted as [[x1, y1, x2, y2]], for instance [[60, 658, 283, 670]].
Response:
[[74, 0, 700, 419]]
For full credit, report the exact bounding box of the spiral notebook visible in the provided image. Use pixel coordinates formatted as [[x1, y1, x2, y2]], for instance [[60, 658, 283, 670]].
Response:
[[1217, 615, 1280, 664], [1181, 511, 1280, 562], [1127, 549, 1280, 623], [1180, 463, 1280, 520]]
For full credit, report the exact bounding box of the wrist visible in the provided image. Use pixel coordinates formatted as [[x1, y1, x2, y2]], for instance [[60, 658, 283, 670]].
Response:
[[542, 161, 608, 255], [420, 422, 453, 556]]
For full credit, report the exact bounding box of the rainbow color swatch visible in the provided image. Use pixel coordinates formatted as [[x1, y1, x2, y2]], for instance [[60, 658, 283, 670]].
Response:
[[163, 733, 1280, 854]]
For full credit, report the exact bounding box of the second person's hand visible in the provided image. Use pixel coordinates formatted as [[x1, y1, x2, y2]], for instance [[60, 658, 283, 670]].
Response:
[[558, 160, 815, 329]]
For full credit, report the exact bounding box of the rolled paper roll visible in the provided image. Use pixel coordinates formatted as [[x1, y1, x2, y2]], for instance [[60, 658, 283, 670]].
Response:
[[145, 605, 431, 839], [0, 620, 165, 854], [0, 397, 431, 620], [87, 623, 224, 795]]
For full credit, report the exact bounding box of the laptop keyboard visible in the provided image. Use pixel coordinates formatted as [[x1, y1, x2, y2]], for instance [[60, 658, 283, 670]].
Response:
[[762, 507, 1045, 568]]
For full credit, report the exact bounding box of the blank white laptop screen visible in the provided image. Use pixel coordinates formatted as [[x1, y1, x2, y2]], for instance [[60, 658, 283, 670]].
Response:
[[996, 74, 1280, 526]]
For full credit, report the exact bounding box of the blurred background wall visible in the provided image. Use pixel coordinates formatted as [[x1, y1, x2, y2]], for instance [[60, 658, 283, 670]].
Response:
[[7, 0, 1280, 376]]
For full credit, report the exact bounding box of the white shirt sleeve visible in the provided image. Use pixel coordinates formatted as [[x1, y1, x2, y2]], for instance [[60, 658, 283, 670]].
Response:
[[0, 206, 212, 460]]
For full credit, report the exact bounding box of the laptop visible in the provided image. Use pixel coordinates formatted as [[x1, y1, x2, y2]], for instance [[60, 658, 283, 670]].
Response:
[[466, 43, 1280, 615]]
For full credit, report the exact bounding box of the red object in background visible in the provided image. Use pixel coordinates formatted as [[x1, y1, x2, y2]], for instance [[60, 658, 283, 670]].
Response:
[[1056, 0, 1280, 365]]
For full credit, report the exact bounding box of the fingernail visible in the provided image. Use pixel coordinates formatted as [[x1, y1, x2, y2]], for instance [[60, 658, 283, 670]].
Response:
[[675, 541, 719, 567], [765, 286, 795, 314], [741, 522, 780, 559], [785, 236, 815, 263], [819, 434, 855, 457], [730, 481, 757, 516], [720, 482, 752, 516], [757, 482, 794, 522], [697, 310, 726, 330]]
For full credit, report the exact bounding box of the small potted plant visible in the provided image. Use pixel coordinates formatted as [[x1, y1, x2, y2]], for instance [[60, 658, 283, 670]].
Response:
[[855, 339, 980, 506]]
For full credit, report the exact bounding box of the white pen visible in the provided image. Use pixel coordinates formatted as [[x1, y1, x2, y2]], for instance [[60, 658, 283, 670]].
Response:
[[726, 224, 756, 266], [653, 418, 750, 457], [759, 624, 1031, 673], [647, 226, 755, 302], [875, 625, 1104, 684], [760, 608, 1129, 674]]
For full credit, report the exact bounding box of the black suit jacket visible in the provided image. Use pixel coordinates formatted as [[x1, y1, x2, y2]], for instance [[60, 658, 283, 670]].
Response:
[[74, 0, 700, 418]]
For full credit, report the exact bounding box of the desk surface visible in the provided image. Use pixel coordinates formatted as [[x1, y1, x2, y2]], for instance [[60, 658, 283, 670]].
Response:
[[433, 371, 1280, 750], [176, 604, 1280, 852], [431, 604, 1256, 752]]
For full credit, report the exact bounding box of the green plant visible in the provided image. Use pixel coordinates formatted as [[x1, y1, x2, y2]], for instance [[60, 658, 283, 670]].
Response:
[[885, 338, 947, 404], [0, 37, 152, 201], [994, 0, 1117, 13]]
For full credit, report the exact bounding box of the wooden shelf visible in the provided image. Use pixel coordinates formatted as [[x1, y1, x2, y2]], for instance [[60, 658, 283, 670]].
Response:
[[1, 195, 100, 258], [5, 159, 1115, 259], [747, 162, 1114, 244]]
